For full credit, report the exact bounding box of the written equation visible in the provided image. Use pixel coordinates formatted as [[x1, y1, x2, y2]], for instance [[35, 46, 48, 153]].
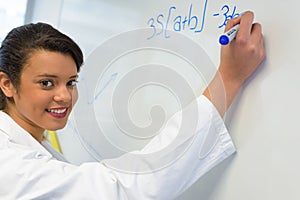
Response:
[[147, 0, 240, 39]]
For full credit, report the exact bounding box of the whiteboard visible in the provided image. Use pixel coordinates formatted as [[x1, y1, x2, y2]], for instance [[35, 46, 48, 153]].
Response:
[[55, 0, 300, 199]]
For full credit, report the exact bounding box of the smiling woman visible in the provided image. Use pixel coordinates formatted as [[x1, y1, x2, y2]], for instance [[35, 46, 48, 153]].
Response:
[[7, 50, 78, 142], [0, 23, 83, 143], [0, 11, 265, 199]]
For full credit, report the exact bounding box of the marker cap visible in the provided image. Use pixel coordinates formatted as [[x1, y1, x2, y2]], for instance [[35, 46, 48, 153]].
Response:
[[219, 35, 229, 45]]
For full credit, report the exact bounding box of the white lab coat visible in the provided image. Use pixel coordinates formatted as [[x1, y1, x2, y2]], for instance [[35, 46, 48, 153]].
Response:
[[0, 95, 235, 200]]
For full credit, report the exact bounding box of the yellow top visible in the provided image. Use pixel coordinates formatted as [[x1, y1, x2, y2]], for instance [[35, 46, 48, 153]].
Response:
[[45, 130, 62, 153]]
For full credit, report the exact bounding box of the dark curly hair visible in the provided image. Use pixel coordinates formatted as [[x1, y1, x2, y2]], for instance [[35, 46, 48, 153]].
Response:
[[0, 22, 83, 110]]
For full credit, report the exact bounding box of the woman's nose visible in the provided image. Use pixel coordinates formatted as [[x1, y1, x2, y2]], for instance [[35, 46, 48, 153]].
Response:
[[53, 86, 72, 102]]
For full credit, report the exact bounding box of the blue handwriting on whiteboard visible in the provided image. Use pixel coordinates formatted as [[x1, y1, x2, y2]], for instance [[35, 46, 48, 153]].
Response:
[[84, 72, 118, 105], [94, 72, 118, 101], [212, 4, 239, 28], [147, 0, 239, 39]]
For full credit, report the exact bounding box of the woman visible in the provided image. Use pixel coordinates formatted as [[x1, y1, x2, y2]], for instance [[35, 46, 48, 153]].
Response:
[[0, 12, 265, 199], [0, 23, 82, 143]]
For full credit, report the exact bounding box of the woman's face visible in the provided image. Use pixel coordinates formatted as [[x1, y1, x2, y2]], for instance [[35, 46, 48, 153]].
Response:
[[7, 50, 78, 138]]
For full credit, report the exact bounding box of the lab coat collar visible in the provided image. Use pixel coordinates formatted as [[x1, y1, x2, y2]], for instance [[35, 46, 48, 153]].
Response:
[[0, 111, 53, 158]]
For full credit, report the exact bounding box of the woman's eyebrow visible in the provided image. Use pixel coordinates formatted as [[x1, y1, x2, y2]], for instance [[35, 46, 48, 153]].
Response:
[[36, 74, 58, 78], [36, 74, 78, 79], [70, 75, 78, 79]]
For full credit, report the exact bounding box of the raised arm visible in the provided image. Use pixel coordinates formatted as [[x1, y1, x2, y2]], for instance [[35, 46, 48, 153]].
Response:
[[203, 11, 266, 117]]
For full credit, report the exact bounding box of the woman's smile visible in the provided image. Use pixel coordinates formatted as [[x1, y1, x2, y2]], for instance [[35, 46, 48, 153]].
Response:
[[46, 107, 69, 118]]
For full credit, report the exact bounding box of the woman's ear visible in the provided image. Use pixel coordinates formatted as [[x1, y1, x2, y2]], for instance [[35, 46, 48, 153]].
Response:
[[0, 72, 16, 97]]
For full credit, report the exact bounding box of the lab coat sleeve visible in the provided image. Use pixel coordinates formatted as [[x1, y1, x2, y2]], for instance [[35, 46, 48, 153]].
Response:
[[101, 95, 236, 199], [0, 95, 235, 200]]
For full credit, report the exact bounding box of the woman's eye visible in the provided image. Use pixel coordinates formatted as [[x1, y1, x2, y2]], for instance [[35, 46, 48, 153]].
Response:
[[40, 80, 53, 88], [67, 80, 78, 87]]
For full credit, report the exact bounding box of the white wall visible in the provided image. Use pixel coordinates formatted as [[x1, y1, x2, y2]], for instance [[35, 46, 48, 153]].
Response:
[[25, 0, 62, 27]]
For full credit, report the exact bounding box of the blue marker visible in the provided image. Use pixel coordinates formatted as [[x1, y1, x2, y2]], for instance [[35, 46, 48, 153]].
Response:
[[219, 24, 240, 45], [219, 11, 247, 45]]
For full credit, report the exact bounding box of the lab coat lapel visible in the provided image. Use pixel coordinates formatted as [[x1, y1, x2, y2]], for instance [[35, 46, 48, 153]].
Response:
[[0, 111, 53, 158]]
